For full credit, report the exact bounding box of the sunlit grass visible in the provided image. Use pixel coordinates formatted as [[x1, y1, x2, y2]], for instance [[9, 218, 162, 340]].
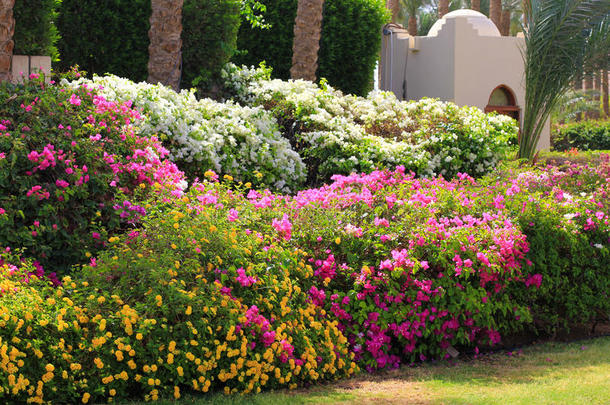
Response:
[[122, 336, 610, 405]]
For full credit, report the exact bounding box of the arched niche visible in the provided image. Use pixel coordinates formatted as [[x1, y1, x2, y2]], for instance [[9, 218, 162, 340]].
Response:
[[484, 85, 520, 122]]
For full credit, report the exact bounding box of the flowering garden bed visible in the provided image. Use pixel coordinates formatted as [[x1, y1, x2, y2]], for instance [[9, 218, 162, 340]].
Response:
[[0, 73, 608, 403]]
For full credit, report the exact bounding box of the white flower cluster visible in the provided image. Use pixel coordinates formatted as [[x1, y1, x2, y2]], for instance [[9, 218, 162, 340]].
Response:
[[226, 64, 518, 180], [66, 75, 306, 192]]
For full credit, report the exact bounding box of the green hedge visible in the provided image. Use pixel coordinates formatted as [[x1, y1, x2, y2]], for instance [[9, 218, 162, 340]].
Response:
[[552, 120, 610, 151], [182, 0, 241, 93], [56, 0, 151, 82], [56, 0, 240, 91], [13, 0, 61, 60], [235, 0, 389, 96]]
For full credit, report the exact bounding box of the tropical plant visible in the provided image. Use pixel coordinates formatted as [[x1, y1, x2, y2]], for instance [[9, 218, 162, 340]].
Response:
[[403, 0, 424, 35], [490, 0, 502, 28], [290, 0, 325, 81], [518, 0, 610, 160], [439, 0, 450, 16]]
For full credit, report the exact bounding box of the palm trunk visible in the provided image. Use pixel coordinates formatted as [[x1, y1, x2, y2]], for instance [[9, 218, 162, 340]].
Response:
[[471, 0, 481, 11], [602, 69, 609, 117], [573, 72, 583, 90], [387, 0, 400, 23], [290, 0, 325, 82], [490, 0, 502, 30], [147, 0, 183, 91], [439, 0, 449, 18], [584, 71, 593, 90], [500, 9, 511, 36], [594, 70, 601, 90], [408, 15, 417, 36], [0, 0, 15, 82]]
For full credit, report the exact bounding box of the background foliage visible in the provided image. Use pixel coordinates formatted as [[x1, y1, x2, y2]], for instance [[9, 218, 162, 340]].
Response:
[[235, 0, 390, 96], [56, 0, 151, 81], [182, 0, 241, 94], [552, 119, 610, 151], [13, 0, 61, 60]]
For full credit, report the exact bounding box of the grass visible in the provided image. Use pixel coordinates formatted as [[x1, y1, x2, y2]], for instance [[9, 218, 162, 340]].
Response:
[[121, 336, 610, 405]]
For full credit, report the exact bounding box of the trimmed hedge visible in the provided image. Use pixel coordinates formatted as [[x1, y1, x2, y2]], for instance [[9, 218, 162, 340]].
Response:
[[13, 0, 61, 60], [56, 0, 151, 82], [552, 119, 610, 152], [182, 0, 241, 93], [234, 0, 390, 96], [56, 0, 241, 91]]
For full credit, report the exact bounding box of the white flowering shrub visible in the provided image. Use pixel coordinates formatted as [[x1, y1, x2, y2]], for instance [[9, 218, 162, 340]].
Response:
[[66, 75, 306, 192], [227, 64, 519, 181], [65, 65, 518, 191]]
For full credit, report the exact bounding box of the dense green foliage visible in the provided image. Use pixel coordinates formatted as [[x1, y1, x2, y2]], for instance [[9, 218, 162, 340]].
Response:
[[235, 0, 390, 96], [182, 0, 242, 94], [235, 0, 296, 79], [552, 119, 610, 151], [56, 0, 151, 81], [12, 0, 61, 60], [317, 0, 389, 95]]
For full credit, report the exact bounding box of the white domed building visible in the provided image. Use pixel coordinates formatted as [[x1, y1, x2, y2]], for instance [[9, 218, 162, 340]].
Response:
[[380, 9, 550, 150]]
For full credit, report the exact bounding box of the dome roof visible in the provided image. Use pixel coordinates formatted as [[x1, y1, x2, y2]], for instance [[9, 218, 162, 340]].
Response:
[[427, 9, 501, 37]]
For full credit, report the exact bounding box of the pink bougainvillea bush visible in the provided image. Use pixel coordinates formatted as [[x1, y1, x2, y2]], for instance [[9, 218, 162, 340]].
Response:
[[0, 73, 185, 276]]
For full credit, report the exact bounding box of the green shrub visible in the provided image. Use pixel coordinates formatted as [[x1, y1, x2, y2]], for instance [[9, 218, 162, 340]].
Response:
[[56, 0, 151, 82], [234, 0, 390, 96], [552, 119, 610, 151], [318, 0, 389, 95], [13, 0, 61, 60], [182, 0, 241, 94]]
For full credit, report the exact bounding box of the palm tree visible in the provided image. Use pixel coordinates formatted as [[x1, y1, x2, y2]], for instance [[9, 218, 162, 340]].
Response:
[[439, 0, 450, 17], [489, 0, 502, 29], [403, 0, 424, 35], [388, 0, 401, 23], [0, 0, 14, 82], [500, 0, 522, 35], [290, 0, 325, 82], [603, 68, 609, 116], [147, 0, 184, 91], [518, 0, 610, 159], [471, 0, 481, 11]]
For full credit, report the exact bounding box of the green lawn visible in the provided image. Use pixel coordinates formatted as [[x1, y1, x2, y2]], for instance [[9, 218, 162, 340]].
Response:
[[122, 336, 610, 405]]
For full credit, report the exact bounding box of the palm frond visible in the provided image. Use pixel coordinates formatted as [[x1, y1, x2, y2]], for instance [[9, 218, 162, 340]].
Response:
[[518, 0, 610, 159]]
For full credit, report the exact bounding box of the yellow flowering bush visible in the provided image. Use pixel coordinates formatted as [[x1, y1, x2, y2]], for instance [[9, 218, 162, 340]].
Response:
[[0, 195, 355, 403]]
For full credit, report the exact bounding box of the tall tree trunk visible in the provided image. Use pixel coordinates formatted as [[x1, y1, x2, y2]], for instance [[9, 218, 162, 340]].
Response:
[[573, 71, 583, 90], [471, 0, 481, 11], [522, 0, 530, 26], [147, 0, 183, 91], [594, 69, 601, 90], [439, 0, 450, 18], [490, 0, 502, 30], [387, 0, 400, 23], [500, 9, 511, 36], [584, 70, 593, 90], [291, 0, 325, 82], [0, 0, 15, 82], [602, 69, 609, 117], [408, 15, 417, 36]]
